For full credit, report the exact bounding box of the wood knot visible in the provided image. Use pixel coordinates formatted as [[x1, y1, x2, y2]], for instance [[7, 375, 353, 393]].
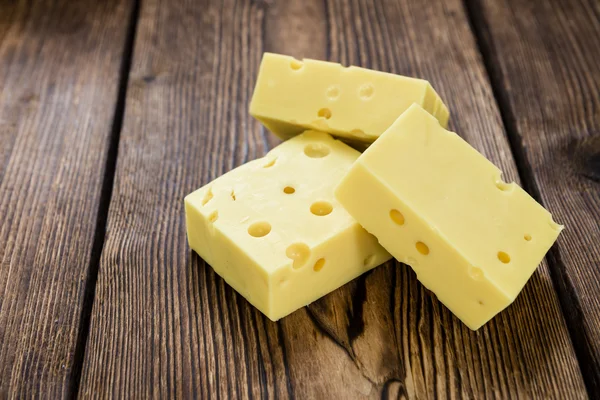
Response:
[[569, 135, 600, 183], [20, 92, 39, 104]]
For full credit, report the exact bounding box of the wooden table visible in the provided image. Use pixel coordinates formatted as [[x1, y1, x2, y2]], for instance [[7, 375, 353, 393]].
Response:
[[1, 0, 598, 398]]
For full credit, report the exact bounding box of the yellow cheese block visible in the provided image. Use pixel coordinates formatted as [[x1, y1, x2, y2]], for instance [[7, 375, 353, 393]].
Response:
[[185, 131, 391, 320], [335, 104, 563, 330], [249, 52, 449, 145]]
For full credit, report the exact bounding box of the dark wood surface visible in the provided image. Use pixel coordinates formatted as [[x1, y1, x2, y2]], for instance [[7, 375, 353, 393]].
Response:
[[0, 0, 598, 398], [0, 0, 134, 397]]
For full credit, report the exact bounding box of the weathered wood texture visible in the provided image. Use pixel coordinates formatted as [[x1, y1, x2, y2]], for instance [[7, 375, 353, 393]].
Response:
[[0, 0, 133, 397], [79, 0, 587, 398], [468, 0, 600, 394]]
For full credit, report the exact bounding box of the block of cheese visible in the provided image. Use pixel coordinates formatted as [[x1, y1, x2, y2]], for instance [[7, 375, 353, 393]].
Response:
[[185, 131, 391, 320], [335, 104, 563, 330], [249, 52, 449, 145]]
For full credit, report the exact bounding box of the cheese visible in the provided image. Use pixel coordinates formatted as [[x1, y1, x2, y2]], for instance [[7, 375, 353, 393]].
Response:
[[249, 53, 449, 145], [335, 104, 563, 330], [185, 131, 391, 320]]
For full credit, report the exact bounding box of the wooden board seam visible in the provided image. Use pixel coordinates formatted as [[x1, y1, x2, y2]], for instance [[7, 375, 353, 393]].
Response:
[[69, 1, 142, 398]]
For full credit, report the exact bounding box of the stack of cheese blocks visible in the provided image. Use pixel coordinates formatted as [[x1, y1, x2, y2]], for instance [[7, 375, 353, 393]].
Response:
[[185, 53, 563, 330]]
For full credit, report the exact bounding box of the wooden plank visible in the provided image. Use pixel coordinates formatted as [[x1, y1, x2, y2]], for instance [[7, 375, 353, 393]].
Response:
[[0, 0, 134, 397], [79, 0, 587, 397], [466, 0, 600, 394]]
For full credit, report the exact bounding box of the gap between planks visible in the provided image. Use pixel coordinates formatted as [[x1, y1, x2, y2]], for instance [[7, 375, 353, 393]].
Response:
[[462, 0, 595, 397], [67, 1, 142, 398]]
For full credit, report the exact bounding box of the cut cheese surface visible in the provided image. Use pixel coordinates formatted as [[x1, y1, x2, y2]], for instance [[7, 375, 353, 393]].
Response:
[[250, 53, 449, 145], [335, 104, 563, 330], [185, 131, 391, 321]]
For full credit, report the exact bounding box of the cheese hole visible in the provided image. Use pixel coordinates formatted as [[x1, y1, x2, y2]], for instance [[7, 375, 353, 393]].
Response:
[[468, 266, 483, 280], [201, 188, 213, 206], [263, 158, 277, 168], [230, 190, 236, 201], [478, 300, 484, 306], [406, 256, 418, 267], [317, 108, 332, 119], [496, 182, 511, 191], [283, 186, 295, 194], [248, 222, 271, 237], [363, 254, 375, 268], [326, 85, 340, 100], [286, 243, 311, 269], [524, 234, 532, 241], [304, 143, 330, 158], [416, 242, 429, 255], [389, 209, 405, 225], [290, 59, 304, 70], [313, 258, 325, 272], [495, 178, 513, 191], [208, 211, 218, 223], [359, 84, 374, 99], [549, 218, 563, 232], [497, 251, 511, 264], [310, 201, 333, 216]]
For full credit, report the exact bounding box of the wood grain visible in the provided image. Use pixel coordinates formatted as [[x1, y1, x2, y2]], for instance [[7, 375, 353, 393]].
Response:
[[467, 0, 600, 394], [79, 0, 588, 397], [0, 0, 133, 397]]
